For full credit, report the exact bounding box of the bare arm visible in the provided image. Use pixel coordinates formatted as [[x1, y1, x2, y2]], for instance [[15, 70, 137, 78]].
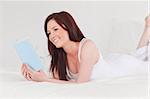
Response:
[[21, 40, 99, 84], [47, 40, 100, 83], [76, 40, 99, 83]]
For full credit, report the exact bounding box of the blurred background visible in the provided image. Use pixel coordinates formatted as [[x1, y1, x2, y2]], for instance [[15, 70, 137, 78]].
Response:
[[0, 0, 148, 72]]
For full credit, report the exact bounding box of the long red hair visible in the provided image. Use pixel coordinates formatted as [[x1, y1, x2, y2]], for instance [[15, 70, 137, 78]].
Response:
[[44, 11, 85, 81]]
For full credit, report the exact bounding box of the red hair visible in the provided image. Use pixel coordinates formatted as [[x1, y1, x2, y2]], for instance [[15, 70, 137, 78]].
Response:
[[44, 11, 85, 80]]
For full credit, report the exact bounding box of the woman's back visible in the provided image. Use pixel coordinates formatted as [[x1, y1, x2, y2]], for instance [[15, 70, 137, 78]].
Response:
[[77, 38, 148, 80]]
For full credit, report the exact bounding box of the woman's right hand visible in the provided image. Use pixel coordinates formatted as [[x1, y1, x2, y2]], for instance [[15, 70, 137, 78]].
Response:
[[21, 64, 32, 81], [21, 64, 49, 82]]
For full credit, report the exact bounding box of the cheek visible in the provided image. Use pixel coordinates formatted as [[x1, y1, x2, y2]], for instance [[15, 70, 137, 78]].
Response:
[[62, 31, 70, 40]]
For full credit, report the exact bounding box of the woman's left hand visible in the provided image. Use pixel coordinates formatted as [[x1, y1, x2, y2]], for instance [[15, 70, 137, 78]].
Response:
[[22, 64, 48, 82]]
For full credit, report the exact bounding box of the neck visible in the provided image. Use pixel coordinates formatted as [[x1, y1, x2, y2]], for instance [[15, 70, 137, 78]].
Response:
[[62, 41, 79, 56]]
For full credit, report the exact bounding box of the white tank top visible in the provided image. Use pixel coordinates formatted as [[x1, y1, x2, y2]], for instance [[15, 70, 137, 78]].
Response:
[[67, 38, 86, 80], [68, 38, 148, 80], [68, 38, 111, 80]]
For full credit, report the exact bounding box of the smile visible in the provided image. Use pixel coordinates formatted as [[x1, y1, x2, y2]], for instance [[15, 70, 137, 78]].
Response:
[[52, 37, 60, 44], [54, 39, 59, 43]]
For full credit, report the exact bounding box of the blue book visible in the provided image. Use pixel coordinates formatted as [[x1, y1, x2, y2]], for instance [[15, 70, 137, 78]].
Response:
[[15, 38, 43, 71]]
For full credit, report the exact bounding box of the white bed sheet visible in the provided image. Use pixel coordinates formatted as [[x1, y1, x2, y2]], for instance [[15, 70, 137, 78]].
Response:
[[0, 71, 149, 99]]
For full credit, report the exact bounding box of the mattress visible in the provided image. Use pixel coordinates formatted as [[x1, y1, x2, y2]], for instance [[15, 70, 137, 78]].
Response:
[[0, 71, 149, 99]]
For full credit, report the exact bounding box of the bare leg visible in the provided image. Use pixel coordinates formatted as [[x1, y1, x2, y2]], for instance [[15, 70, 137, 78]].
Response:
[[137, 16, 150, 49]]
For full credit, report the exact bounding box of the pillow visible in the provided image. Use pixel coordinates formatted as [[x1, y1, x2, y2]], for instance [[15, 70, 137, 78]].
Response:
[[107, 18, 143, 54]]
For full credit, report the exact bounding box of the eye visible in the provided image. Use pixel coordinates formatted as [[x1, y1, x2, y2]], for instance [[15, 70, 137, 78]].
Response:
[[54, 28, 58, 31]]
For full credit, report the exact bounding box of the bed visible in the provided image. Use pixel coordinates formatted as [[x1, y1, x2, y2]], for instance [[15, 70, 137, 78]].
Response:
[[0, 70, 149, 99]]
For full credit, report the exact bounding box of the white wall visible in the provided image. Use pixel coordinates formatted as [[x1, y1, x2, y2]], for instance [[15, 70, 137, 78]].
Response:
[[0, 1, 148, 72]]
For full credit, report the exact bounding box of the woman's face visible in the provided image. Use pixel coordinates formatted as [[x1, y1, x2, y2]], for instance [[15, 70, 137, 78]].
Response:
[[47, 19, 70, 48]]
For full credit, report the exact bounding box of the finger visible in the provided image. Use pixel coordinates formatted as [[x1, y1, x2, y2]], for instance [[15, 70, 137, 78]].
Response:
[[22, 63, 29, 74], [26, 66, 33, 74], [38, 70, 42, 72], [24, 72, 28, 80], [25, 72, 30, 81], [23, 68, 27, 77], [22, 64, 34, 81], [24, 69, 31, 81], [21, 64, 25, 74], [24, 64, 30, 69], [24, 64, 33, 73], [23, 70, 28, 80], [21, 64, 26, 75], [26, 72, 32, 81], [25, 66, 34, 79], [23, 66, 30, 78], [22, 65, 27, 76], [23, 64, 28, 70]]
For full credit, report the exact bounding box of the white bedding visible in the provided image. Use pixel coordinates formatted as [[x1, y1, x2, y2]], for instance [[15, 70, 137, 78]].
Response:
[[0, 71, 149, 99]]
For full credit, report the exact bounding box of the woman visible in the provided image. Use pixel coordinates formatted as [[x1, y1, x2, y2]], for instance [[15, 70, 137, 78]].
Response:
[[21, 11, 149, 83]]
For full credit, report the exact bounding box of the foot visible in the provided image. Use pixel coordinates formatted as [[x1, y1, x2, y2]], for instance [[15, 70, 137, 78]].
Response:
[[145, 15, 150, 27], [136, 16, 150, 49], [144, 15, 150, 40]]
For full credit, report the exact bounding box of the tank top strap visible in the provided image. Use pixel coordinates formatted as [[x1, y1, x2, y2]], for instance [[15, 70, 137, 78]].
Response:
[[78, 38, 89, 62], [78, 38, 104, 63]]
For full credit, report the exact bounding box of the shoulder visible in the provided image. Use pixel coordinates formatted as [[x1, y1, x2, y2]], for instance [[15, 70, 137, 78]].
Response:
[[80, 39, 100, 64], [81, 39, 97, 51], [80, 38, 98, 53]]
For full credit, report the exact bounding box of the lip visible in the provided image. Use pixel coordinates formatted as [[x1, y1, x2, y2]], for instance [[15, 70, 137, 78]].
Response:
[[52, 37, 60, 44], [53, 39, 59, 43]]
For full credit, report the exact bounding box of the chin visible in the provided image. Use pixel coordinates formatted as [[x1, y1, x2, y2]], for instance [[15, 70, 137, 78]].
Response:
[[54, 41, 64, 48], [55, 44, 62, 48], [55, 46, 61, 48]]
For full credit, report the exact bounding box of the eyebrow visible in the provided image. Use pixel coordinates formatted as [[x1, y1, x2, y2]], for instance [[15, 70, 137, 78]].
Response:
[[47, 26, 58, 33], [51, 26, 58, 29], [47, 26, 57, 33]]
